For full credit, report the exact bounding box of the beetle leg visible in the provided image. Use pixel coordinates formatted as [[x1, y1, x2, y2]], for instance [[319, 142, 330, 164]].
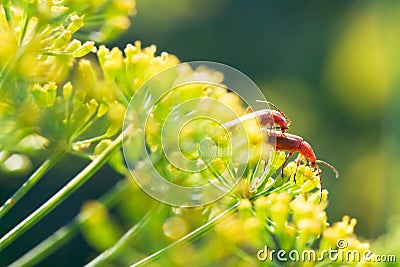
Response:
[[316, 165, 322, 203], [293, 155, 301, 183], [281, 151, 294, 179], [244, 106, 253, 114]]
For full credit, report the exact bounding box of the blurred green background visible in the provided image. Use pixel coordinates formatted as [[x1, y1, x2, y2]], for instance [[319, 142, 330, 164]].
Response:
[[1, 0, 399, 265]]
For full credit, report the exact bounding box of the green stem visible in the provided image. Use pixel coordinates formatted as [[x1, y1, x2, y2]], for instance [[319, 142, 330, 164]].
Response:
[[0, 146, 65, 220], [70, 113, 99, 141], [85, 208, 155, 267], [83, 15, 107, 25], [271, 182, 297, 193], [41, 51, 72, 56], [74, 133, 109, 146], [111, 81, 130, 107], [250, 181, 295, 200], [19, 9, 31, 46], [232, 245, 257, 264], [0, 132, 123, 251], [2, 1, 13, 25], [9, 180, 127, 267], [130, 201, 240, 267]]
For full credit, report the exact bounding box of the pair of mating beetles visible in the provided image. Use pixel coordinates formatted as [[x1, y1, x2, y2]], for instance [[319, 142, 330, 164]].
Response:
[[231, 100, 339, 196]]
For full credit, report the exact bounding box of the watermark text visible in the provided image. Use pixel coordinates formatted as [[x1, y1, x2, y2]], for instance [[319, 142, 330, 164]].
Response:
[[257, 239, 396, 263]]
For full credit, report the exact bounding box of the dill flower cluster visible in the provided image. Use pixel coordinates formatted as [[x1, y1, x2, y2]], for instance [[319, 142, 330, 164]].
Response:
[[0, 0, 134, 173], [0, 1, 377, 267]]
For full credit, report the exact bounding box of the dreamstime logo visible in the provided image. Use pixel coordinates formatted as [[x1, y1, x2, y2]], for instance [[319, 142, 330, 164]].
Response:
[[257, 239, 397, 263], [122, 61, 276, 207]]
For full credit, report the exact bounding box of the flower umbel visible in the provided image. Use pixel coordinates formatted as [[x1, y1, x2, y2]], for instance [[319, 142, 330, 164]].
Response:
[[0, 2, 376, 267]]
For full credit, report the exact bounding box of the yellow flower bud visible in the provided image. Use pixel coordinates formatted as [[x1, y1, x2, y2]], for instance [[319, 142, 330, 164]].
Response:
[[65, 39, 82, 53], [283, 161, 296, 178], [63, 82, 73, 100], [162, 217, 188, 240], [244, 217, 263, 247], [73, 90, 86, 110], [102, 47, 124, 77], [113, 0, 136, 14], [54, 30, 72, 48], [67, 14, 84, 34], [44, 82, 57, 107], [31, 82, 57, 107], [186, 173, 203, 187], [107, 102, 125, 126], [97, 45, 110, 61], [238, 198, 252, 210], [32, 83, 45, 107], [106, 123, 119, 136], [72, 41, 96, 57], [88, 98, 98, 111], [308, 189, 328, 204], [124, 43, 137, 58], [51, 5, 69, 14], [97, 103, 109, 118], [215, 216, 244, 244], [210, 158, 227, 174], [301, 179, 320, 193], [268, 192, 290, 231], [98, 16, 130, 41]]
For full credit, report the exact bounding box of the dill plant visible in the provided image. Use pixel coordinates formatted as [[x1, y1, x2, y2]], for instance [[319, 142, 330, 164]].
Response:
[[0, 1, 375, 266]]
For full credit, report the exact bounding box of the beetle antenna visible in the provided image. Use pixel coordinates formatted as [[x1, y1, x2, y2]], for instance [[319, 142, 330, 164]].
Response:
[[256, 100, 291, 125], [316, 160, 339, 179]]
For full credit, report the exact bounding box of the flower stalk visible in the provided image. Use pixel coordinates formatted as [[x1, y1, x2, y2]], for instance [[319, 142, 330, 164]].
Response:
[[0, 132, 123, 251], [0, 145, 65, 219], [9, 180, 127, 267]]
